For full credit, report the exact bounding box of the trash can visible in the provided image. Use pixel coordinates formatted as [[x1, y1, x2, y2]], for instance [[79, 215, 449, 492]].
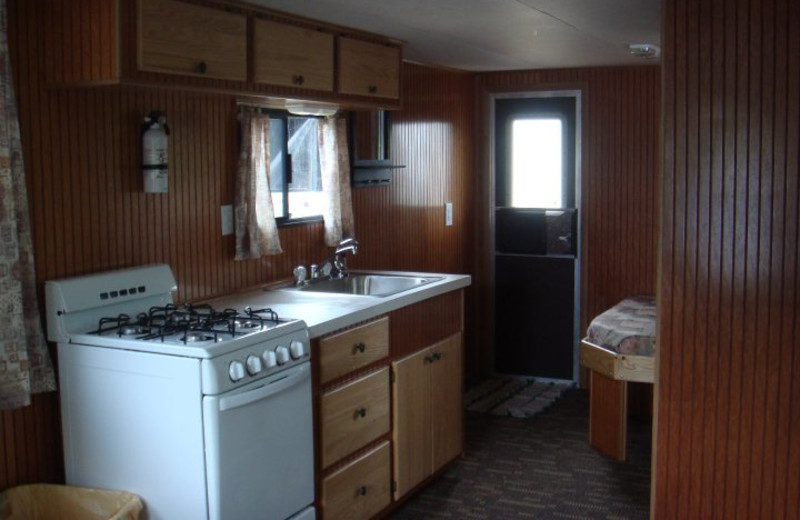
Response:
[[0, 484, 142, 520]]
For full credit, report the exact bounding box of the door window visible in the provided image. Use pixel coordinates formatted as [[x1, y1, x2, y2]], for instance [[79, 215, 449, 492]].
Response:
[[510, 118, 563, 208]]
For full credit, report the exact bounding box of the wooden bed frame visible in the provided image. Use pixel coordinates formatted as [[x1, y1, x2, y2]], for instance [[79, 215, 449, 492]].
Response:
[[580, 338, 654, 461]]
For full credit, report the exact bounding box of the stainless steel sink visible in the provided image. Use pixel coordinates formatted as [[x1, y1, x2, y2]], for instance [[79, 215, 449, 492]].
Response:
[[294, 274, 443, 297]]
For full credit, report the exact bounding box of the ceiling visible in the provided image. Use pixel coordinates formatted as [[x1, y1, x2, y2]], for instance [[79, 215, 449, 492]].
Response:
[[248, 0, 661, 71]]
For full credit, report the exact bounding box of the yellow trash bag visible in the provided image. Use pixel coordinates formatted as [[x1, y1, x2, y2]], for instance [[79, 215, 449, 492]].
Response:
[[0, 484, 142, 520]]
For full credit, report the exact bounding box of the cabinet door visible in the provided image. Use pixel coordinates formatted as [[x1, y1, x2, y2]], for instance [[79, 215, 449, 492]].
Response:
[[253, 19, 334, 91], [430, 333, 463, 471], [337, 37, 400, 99], [138, 0, 247, 81], [391, 347, 432, 499]]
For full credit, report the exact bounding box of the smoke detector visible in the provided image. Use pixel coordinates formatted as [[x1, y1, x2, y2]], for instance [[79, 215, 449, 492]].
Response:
[[628, 43, 661, 59]]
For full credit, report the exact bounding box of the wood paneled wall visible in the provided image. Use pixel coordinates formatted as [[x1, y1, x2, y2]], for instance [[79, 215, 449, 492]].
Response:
[[351, 63, 475, 275], [656, 0, 799, 518], [474, 66, 661, 377], [2, 2, 476, 491]]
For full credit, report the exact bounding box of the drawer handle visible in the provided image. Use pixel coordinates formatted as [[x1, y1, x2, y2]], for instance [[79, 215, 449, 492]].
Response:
[[353, 342, 366, 354], [355, 407, 368, 419], [367, 85, 377, 94], [425, 353, 442, 363], [358, 485, 368, 496], [195, 61, 208, 74], [293, 74, 305, 85]]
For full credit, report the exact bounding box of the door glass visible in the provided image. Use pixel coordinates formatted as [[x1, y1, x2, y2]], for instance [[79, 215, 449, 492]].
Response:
[[511, 118, 563, 208]]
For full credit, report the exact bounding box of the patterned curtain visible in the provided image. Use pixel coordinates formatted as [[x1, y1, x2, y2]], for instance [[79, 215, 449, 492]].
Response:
[[0, 0, 56, 410], [318, 116, 355, 246], [234, 109, 282, 259]]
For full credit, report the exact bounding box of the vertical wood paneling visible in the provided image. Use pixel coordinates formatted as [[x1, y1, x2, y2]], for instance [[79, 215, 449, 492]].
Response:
[[351, 63, 475, 276], [657, 0, 799, 517], [4, 2, 477, 491], [474, 66, 661, 378]]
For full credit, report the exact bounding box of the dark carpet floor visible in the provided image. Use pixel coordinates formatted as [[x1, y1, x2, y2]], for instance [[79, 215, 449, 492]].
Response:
[[388, 388, 651, 520]]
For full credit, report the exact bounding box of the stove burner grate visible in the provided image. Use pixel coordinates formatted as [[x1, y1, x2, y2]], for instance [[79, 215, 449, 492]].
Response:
[[92, 304, 285, 345]]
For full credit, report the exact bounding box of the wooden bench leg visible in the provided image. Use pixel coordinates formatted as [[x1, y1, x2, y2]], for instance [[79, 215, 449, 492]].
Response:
[[588, 370, 628, 461]]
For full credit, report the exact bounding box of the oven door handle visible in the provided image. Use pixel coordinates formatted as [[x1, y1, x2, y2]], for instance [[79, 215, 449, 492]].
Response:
[[218, 364, 309, 412]]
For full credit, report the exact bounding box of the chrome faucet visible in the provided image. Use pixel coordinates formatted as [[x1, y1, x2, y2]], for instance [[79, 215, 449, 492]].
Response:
[[332, 238, 359, 278]]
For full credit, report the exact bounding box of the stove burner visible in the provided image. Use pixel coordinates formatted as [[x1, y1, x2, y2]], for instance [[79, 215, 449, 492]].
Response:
[[234, 319, 262, 330], [120, 325, 150, 335], [183, 331, 215, 343]]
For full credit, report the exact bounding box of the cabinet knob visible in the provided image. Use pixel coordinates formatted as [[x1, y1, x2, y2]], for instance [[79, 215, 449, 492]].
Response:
[[293, 74, 305, 85], [353, 342, 366, 354], [355, 407, 368, 419], [195, 61, 208, 74], [367, 85, 377, 94], [358, 485, 368, 496], [425, 353, 441, 363]]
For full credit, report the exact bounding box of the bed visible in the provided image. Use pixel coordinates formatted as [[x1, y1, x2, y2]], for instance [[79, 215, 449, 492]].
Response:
[[580, 296, 656, 460]]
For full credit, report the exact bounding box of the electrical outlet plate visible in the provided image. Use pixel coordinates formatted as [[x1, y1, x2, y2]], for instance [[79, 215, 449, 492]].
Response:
[[445, 202, 453, 226], [221, 205, 234, 236]]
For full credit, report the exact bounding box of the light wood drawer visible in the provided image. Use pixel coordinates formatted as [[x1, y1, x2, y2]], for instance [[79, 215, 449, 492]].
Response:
[[321, 368, 390, 467], [321, 441, 391, 520], [319, 317, 389, 384]]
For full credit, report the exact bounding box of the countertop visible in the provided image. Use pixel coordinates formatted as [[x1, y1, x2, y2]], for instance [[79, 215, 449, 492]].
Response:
[[207, 270, 471, 338]]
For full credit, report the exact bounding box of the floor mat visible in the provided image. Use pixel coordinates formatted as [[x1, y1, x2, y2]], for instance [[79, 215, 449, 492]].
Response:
[[464, 376, 575, 418]]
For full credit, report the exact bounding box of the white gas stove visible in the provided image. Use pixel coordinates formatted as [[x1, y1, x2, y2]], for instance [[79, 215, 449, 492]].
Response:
[[46, 264, 316, 520]]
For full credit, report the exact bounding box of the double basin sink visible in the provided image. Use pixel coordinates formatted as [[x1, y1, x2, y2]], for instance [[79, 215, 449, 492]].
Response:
[[283, 273, 443, 298]]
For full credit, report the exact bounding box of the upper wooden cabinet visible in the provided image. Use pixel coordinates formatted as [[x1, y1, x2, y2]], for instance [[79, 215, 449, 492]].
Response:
[[138, 0, 247, 81], [43, 0, 401, 107], [338, 37, 401, 99], [253, 19, 334, 91]]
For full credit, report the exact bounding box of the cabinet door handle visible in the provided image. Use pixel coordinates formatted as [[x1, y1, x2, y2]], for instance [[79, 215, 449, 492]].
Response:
[[358, 485, 368, 496], [426, 353, 441, 363], [293, 74, 305, 85], [353, 342, 366, 354], [195, 61, 208, 74], [355, 407, 368, 418], [367, 85, 377, 94]]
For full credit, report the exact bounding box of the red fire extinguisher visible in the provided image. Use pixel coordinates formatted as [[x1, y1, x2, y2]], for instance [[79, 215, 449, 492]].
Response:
[[142, 111, 170, 193]]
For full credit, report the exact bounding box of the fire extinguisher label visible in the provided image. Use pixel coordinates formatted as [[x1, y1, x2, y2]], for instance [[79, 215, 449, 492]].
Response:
[[143, 167, 168, 193]]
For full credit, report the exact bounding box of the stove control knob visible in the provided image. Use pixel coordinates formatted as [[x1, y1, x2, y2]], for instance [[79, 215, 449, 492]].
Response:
[[246, 354, 263, 375], [262, 350, 277, 368], [275, 346, 290, 365], [289, 339, 305, 360], [228, 360, 246, 382]]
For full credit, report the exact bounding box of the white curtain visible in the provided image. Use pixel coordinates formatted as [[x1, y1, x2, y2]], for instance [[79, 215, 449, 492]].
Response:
[[234, 110, 282, 259], [0, 0, 56, 410], [318, 116, 355, 246]]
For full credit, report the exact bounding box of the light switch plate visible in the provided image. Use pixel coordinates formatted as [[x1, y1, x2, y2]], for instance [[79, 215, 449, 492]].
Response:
[[221, 205, 234, 236], [445, 202, 453, 226]]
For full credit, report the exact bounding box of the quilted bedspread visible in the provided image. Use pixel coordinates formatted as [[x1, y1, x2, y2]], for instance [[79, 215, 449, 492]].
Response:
[[586, 296, 656, 356]]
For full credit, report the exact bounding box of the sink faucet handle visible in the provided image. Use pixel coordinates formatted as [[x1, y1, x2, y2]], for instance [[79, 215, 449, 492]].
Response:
[[293, 265, 307, 285]]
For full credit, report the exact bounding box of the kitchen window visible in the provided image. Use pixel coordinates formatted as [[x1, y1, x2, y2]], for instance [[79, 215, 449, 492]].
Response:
[[267, 113, 325, 224]]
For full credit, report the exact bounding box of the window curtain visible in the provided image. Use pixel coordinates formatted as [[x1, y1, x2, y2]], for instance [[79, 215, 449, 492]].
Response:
[[318, 116, 355, 246], [234, 109, 282, 259], [0, 0, 56, 410]]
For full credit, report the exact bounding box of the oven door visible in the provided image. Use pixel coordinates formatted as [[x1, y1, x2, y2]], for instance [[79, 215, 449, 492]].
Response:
[[203, 362, 315, 520]]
